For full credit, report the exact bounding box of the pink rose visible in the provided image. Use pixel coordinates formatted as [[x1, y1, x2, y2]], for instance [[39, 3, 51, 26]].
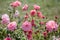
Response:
[[22, 21, 32, 31], [46, 20, 58, 32], [2, 14, 9, 19], [4, 37, 12, 40], [30, 10, 36, 16], [10, 0, 21, 7], [22, 4, 28, 11], [7, 21, 17, 31], [37, 11, 44, 18], [1, 14, 10, 24], [33, 4, 40, 10]]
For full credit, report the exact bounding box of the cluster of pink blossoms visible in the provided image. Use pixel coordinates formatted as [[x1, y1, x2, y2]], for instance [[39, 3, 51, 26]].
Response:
[[1, 14, 17, 31], [2, 0, 59, 40]]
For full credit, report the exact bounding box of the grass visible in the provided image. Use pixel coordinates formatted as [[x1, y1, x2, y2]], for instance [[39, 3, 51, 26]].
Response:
[[0, 0, 60, 22], [0, 0, 60, 14]]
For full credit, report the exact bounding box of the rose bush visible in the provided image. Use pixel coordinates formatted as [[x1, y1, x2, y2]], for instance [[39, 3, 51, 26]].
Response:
[[0, 0, 60, 40]]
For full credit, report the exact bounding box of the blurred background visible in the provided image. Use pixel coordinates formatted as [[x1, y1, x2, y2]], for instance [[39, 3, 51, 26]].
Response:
[[0, 0, 60, 21]]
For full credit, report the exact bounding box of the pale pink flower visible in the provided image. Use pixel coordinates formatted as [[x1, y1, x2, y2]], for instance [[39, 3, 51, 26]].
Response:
[[22, 4, 28, 11], [2, 14, 9, 19], [7, 21, 17, 31], [14, 10, 19, 17], [4, 37, 12, 40], [10, 0, 21, 7], [46, 20, 58, 32], [37, 11, 44, 18], [22, 21, 32, 31], [33, 4, 40, 10], [30, 10, 36, 16], [1, 14, 10, 24]]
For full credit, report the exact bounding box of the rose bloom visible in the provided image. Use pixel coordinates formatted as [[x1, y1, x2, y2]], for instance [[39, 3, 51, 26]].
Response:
[[30, 10, 36, 16], [22, 4, 28, 11], [1, 14, 10, 24], [43, 31, 47, 37], [7, 21, 17, 31], [22, 21, 32, 31], [14, 10, 19, 17], [37, 11, 44, 18], [2, 14, 9, 19], [46, 20, 58, 32], [24, 13, 29, 19], [33, 4, 40, 10], [10, 0, 21, 7], [4, 37, 12, 40]]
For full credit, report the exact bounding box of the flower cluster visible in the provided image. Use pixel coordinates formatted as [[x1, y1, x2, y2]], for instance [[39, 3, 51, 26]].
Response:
[[0, 0, 60, 40]]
